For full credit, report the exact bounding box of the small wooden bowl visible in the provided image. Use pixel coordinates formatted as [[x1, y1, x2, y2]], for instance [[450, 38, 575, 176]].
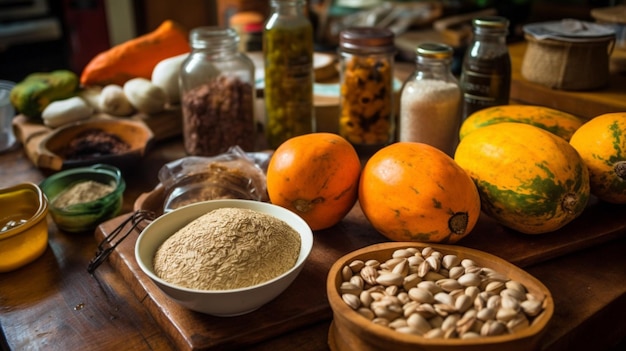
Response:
[[38, 117, 154, 171], [327, 242, 554, 351]]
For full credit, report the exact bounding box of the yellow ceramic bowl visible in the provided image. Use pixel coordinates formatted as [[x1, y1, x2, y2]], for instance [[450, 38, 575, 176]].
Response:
[[39, 164, 125, 233], [0, 182, 49, 272]]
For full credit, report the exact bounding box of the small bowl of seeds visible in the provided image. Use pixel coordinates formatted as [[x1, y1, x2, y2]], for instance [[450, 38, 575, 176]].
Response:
[[135, 199, 314, 316], [326, 242, 554, 351]]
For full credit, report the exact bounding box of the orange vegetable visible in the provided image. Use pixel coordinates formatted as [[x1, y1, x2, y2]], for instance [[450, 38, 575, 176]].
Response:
[[266, 133, 362, 231], [80, 20, 189, 87], [359, 142, 481, 243]]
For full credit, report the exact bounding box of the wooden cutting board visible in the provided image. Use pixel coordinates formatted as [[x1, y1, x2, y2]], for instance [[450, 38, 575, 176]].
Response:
[[94, 186, 626, 351]]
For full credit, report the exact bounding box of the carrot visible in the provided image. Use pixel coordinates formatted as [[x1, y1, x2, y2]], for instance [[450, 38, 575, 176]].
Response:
[[80, 20, 190, 87]]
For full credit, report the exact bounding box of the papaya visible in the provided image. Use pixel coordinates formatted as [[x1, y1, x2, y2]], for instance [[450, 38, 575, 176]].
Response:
[[454, 122, 590, 234], [10, 70, 79, 118], [569, 112, 626, 204], [460, 104, 585, 141]]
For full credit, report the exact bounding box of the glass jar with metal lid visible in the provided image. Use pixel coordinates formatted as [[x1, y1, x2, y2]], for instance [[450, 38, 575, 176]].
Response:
[[338, 27, 396, 154], [399, 42, 461, 157], [459, 16, 511, 119], [180, 27, 256, 156]]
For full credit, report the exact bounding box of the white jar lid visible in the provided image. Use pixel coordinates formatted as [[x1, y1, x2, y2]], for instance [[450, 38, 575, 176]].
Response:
[[523, 19, 615, 42]]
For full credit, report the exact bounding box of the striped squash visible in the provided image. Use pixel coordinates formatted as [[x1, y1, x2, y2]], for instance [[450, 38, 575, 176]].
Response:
[[460, 104, 585, 141], [570, 112, 626, 204], [454, 122, 590, 234]]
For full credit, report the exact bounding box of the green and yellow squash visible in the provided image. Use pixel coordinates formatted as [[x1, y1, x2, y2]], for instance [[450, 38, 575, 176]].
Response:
[[460, 104, 585, 141], [454, 122, 590, 234], [10, 70, 79, 118], [570, 112, 626, 204]]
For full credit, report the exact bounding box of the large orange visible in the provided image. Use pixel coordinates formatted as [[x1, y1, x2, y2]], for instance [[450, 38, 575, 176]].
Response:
[[266, 133, 361, 231], [359, 142, 480, 243]]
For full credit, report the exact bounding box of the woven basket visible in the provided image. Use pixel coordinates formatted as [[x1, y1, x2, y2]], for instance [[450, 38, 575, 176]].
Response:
[[521, 33, 615, 91]]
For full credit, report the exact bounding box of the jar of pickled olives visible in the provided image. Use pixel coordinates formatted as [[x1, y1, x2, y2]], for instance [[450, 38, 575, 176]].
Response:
[[263, 0, 315, 149], [338, 27, 396, 154]]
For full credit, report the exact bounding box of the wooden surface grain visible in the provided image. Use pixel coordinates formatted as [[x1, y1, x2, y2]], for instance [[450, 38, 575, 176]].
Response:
[[2, 136, 626, 351]]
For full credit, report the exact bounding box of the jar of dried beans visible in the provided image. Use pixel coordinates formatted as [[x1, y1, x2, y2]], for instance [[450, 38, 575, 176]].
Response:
[[399, 43, 462, 157], [180, 27, 256, 156], [338, 27, 396, 154]]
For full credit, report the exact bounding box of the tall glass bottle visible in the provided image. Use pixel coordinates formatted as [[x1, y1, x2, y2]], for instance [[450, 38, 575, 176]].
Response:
[[459, 16, 511, 120], [399, 43, 461, 157], [263, 0, 314, 149], [180, 27, 256, 156]]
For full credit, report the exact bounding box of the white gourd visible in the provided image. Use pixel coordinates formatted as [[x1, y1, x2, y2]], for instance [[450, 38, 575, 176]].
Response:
[[123, 78, 166, 114], [151, 53, 188, 104], [41, 96, 93, 128], [99, 84, 135, 116]]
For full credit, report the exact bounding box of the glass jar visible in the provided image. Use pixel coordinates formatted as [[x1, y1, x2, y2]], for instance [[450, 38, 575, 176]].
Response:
[[459, 16, 511, 119], [338, 27, 396, 153], [263, 0, 314, 149], [180, 27, 256, 156], [399, 43, 461, 157]]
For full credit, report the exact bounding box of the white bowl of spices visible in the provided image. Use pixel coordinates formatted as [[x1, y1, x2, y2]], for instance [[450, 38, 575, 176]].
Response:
[[135, 199, 314, 316], [39, 164, 125, 233]]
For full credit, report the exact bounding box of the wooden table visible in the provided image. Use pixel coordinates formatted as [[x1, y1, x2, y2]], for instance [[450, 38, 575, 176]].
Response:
[[2, 45, 626, 350], [1, 131, 626, 351]]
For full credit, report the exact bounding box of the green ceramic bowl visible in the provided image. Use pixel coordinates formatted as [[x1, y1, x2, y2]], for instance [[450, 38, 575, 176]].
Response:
[[39, 164, 125, 233]]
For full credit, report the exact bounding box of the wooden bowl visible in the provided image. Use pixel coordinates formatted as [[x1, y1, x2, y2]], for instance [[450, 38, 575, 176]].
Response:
[[38, 117, 154, 171], [327, 242, 554, 351]]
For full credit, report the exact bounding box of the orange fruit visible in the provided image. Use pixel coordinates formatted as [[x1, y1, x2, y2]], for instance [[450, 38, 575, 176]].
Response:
[[266, 133, 361, 231], [359, 142, 480, 243]]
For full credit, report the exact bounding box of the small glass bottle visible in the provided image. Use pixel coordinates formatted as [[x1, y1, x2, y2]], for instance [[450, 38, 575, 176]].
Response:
[[459, 16, 511, 120], [263, 0, 314, 149], [338, 27, 396, 153], [180, 27, 256, 156], [399, 43, 461, 157]]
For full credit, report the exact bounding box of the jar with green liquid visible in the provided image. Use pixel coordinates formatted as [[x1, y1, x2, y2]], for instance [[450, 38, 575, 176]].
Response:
[[263, 0, 314, 149]]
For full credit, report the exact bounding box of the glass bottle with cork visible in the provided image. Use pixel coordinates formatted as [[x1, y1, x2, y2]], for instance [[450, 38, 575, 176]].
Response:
[[179, 27, 256, 156], [399, 43, 461, 157], [338, 27, 396, 155], [263, 0, 314, 149], [459, 16, 511, 120]]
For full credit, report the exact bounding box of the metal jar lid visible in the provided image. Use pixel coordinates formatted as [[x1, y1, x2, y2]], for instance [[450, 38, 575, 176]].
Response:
[[339, 27, 396, 54], [416, 42, 453, 59], [473, 16, 510, 29]]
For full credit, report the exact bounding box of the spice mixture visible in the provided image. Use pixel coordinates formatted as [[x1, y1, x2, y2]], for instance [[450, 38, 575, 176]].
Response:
[[52, 180, 116, 208], [63, 128, 131, 160], [181, 75, 255, 156], [153, 207, 301, 290]]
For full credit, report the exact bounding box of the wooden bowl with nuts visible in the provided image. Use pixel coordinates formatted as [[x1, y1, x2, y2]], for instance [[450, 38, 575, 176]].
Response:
[[326, 242, 554, 351]]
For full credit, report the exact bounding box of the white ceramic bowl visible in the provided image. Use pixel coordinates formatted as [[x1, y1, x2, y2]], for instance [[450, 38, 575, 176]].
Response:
[[135, 199, 313, 316]]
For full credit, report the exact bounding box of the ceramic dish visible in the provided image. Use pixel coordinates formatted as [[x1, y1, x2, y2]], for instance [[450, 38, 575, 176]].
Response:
[[327, 242, 554, 351], [38, 117, 154, 171], [135, 199, 314, 316], [0, 182, 49, 272], [39, 164, 125, 233]]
